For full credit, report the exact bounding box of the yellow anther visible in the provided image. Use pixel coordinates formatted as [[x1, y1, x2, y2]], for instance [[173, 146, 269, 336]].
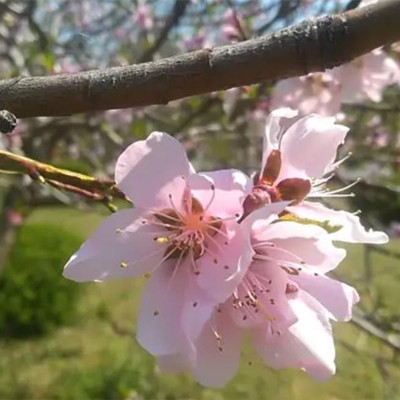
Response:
[[120, 262, 128, 268], [154, 236, 169, 244]]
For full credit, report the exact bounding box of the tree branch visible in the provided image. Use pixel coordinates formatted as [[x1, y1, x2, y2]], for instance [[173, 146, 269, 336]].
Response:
[[0, 0, 399, 118], [139, 0, 190, 63], [352, 309, 400, 351], [0, 150, 127, 201]]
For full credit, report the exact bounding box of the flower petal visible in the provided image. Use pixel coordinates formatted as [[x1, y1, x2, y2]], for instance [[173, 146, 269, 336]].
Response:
[[115, 132, 191, 210], [277, 115, 348, 181], [137, 262, 188, 356], [182, 277, 216, 346], [195, 220, 253, 303], [288, 201, 389, 244], [291, 272, 359, 321], [254, 221, 346, 272], [189, 169, 251, 218], [262, 108, 298, 170], [253, 292, 336, 380], [228, 260, 298, 332], [192, 308, 243, 388], [63, 209, 161, 282]]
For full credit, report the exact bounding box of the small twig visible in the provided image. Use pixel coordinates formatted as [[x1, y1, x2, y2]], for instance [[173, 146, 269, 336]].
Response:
[[352, 309, 400, 351], [139, 0, 190, 63], [0, 150, 128, 201], [366, 244, 400, 260], [344, 103, 400, 112]]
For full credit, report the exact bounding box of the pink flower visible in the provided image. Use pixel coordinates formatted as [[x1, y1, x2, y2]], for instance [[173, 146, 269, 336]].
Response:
[[53, 59, 81, 74], [134, 5, 153, 30], [242, 108, 389, 244], [271, 73, 342, 116], [221, 8, 244, 43], [105, 109, 133, 129], [6, 210, 23, 226], [183, 32, 206, 52], [390, 222, 400, 237], [157, 210, 358, 386], [331, 48, 400, 103], [63, 132, 253, 357]]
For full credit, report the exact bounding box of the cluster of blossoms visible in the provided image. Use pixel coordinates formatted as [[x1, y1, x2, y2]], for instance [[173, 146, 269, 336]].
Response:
[[63, 108, 388, 387]]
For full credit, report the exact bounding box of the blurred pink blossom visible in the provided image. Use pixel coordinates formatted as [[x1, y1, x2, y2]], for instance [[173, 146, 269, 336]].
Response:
[[221, 8, 244, 43], [53, 59, 81, 74], [6, 210, 23, 227], [183, 32, 206, 52], [134, 5, 153, 30], [390, 222, 400, 237], [271, 73, 342, 116], [332, 48, 400, 103], [105, 109, 133, 128]]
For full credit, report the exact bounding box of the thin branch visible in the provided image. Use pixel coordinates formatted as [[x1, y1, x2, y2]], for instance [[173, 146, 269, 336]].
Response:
[[0, 150, 127, 201], [139, 0, 190, 63], [344, 103, 400, 112], [0, 0, 400, 118], [352, 309, 400, 351]]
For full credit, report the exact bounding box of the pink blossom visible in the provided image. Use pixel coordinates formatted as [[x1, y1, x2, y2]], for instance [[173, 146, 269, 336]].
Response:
[[157, 210, 358, 386], [331, 48, 400, 103], [6, 210, 23, 226], [53, 59, 81, 74], [105, 109, 133, 129], [367, 129, 389, 148], [390, 222, 400, 237], [271, 73, 342, 116], [134, 5, 153, 30], [242, 108, 388, 245], [221, 8, 244, 43], [183, 32, 206, 52], [63, 132, 253, 357]]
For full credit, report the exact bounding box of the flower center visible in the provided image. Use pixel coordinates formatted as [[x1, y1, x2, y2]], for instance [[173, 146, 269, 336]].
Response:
[[151, 194, 225, 274]]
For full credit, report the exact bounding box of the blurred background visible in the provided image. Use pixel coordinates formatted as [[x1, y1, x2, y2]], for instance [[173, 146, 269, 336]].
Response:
[[0, 0, 400, 399]]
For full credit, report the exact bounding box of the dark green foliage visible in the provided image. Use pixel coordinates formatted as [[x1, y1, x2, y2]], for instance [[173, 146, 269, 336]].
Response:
[[0, 223, 83, 338]]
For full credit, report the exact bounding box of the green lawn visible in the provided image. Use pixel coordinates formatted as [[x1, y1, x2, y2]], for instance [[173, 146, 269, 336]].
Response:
[[0, 206, 399, 400]]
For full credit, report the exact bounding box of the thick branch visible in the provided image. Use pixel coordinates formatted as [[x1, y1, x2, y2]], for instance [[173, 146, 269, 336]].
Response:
[[1, 0, 399, 118]]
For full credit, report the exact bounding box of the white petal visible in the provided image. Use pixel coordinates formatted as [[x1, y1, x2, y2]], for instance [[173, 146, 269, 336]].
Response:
[[262, 108, 298, 169], [289, 202, 389, 244], [292, 272, 359, 321], [254, 221, 346, 272], [278, 115, 348, 181]]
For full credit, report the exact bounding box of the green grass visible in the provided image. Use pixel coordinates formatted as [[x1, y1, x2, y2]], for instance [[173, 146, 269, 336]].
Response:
[[0, 206, 399, 399]]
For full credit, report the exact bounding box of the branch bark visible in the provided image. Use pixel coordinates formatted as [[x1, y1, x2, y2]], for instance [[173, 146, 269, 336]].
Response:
[[1, 0, 400, 118]]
